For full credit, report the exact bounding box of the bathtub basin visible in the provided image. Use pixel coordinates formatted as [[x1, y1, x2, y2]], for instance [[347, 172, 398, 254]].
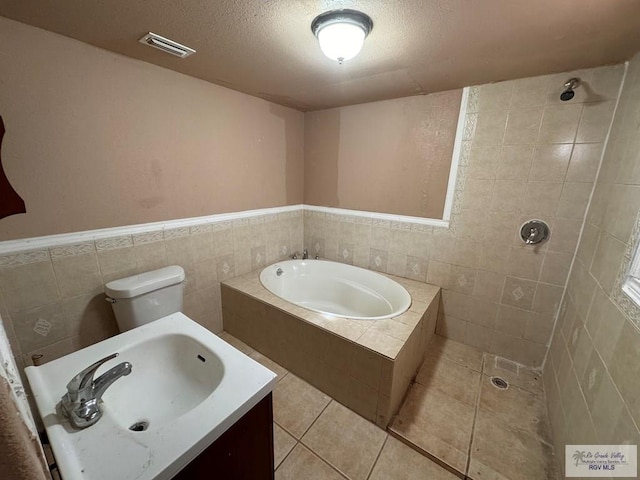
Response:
[[259, 260, 412, 320]]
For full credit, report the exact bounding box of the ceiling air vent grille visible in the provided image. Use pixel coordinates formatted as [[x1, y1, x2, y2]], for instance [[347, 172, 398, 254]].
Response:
[[138, 32, 196, 58]]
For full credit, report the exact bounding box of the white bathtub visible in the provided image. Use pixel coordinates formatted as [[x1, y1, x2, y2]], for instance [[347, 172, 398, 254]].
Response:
[[259, 260, 411, 320]]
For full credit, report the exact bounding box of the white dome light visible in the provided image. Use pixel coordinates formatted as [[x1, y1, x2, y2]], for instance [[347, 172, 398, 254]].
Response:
[[311, 10, 373, 64]]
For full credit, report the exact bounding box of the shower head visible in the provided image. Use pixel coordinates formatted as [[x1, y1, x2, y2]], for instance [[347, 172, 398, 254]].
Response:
[[560, 77, 580, 101]]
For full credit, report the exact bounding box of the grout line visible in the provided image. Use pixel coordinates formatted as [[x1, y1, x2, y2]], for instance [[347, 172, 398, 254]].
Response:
[[365, 434, 388, 480], [464, 353, 486, 478], [298, 398, 332, 441], [273, 433, 298, 472], [297, 422, 351, 480]]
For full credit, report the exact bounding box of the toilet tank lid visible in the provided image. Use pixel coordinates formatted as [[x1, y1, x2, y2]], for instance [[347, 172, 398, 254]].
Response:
[[105, 266, 185, 299]]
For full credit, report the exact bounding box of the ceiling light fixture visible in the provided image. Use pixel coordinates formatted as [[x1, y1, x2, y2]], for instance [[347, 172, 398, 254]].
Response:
[[311, 9, 373, 64]]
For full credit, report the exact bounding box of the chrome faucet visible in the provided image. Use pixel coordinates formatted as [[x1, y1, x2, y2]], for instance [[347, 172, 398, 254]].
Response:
[[302, 249, 308, 260], [61, 353, 132, 429]]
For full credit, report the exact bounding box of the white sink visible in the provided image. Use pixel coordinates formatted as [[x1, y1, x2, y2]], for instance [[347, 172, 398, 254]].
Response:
[[25, 313, 277, 480]]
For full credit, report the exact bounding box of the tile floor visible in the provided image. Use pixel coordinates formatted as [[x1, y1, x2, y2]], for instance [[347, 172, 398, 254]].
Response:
[[219, 332, 560, 480], [219, 332, 458, 480]]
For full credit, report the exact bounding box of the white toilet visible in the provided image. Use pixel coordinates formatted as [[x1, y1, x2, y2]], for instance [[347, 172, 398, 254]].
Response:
[[105, 265, 186, 332]]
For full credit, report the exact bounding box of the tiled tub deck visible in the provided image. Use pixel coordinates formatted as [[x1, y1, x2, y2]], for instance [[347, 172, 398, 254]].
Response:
[[221, 270, 440, 428]]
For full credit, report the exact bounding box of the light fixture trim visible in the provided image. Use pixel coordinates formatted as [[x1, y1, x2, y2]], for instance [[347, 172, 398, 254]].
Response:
[[311, 9, 373, 38], [311, 9, 373, 63]]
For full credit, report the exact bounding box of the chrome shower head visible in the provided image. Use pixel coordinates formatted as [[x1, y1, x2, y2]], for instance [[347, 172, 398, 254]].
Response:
[[560, 78, 580, 101]]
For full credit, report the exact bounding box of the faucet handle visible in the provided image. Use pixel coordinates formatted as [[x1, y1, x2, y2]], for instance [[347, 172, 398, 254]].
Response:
[[66, 353, 119, 394]]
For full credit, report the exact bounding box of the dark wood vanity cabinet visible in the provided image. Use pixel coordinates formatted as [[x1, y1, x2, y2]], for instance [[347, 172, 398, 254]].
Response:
[[174, 393, 274, 479]]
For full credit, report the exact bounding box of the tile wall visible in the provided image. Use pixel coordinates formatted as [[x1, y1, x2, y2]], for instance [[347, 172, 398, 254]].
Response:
[[305, 64, 625, 368], [0, 211, 303, 369], [544, 52, 640, 471]]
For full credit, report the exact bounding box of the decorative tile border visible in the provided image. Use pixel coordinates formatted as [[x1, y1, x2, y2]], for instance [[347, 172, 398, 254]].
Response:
[[0, 250, 50, 267], [49, 242, 95, 259], [132, 231, 163, 245], [95, 236, 133, 251], [164, 227, 190, 240]]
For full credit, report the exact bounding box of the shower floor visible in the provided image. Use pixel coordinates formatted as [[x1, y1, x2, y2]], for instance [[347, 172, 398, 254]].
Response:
[[390, 335, 561, 479]]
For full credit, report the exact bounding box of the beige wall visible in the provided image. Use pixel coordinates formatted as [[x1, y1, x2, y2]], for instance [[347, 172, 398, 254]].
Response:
[[544, 53, 640, 472], [305, 64, 625, 367], [0, 17, 304, 240], [304, 91, 461, 219]]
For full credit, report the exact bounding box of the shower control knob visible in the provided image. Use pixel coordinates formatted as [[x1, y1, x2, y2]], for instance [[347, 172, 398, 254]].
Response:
[[520, 220, 550, 245]]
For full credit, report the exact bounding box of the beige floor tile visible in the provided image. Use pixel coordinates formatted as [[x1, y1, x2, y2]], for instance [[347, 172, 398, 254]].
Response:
[[218, 331, 255, 355], [302, 401, 387, 480], [274, 423, 297, 469], [249, 350, 289, 382], [273, 374, 331, 438], [369, 436, 461, 480], [483, 354, 543, 394], [415, 355, 481, 406], [468, 409, 560, 480], [390, 383, 474, 474], [276, 444, 346, 480], [427, 335, 484, 372], [478, 375, 551, 443]]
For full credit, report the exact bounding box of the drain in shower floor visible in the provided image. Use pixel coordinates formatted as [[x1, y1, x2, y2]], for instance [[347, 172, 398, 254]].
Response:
[[490, 376, 509, 390]]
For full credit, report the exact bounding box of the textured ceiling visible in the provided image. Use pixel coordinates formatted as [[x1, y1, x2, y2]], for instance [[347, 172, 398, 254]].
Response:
[[1, 0, 640, 111]]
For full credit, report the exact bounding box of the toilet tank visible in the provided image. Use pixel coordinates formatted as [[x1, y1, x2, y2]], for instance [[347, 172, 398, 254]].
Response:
[[105, 266, 185, 332]]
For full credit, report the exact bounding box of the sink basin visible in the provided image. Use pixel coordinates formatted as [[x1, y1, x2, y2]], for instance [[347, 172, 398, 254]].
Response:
[[106, 333, 225, 429], [25, 313, 277, 480]]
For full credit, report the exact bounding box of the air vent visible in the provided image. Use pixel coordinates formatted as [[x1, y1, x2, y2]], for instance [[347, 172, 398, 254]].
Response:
[[138, 32, 196, 58]]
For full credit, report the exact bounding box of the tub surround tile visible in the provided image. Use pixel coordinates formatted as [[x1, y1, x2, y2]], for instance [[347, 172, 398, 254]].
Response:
[[221, 268, 439, 362], [356, 331, 405, 359], [222, 269, 440, 428], [317, 316, 370, 342], [368, 318, 417, 342]]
